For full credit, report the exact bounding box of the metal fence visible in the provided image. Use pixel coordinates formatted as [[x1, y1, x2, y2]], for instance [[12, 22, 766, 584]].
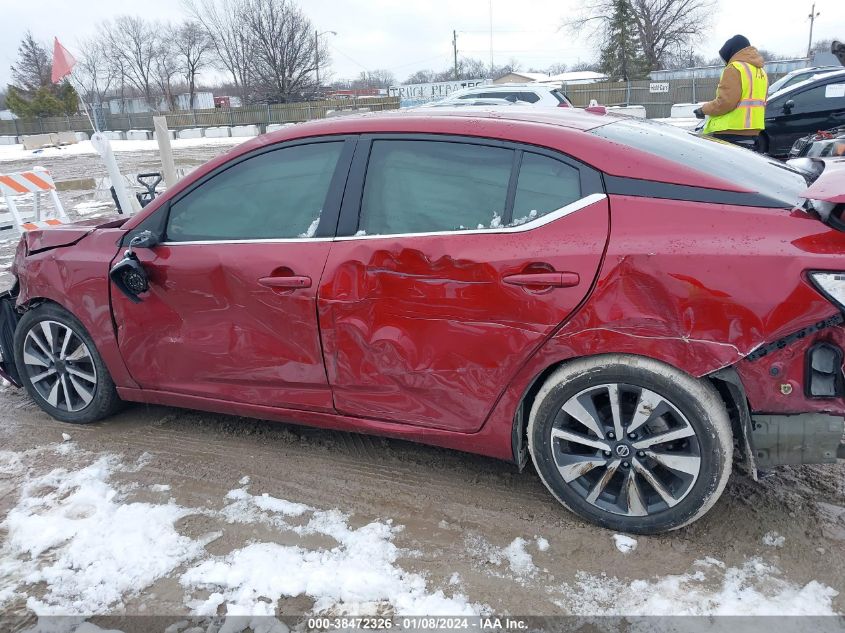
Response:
[[565, 75, 786, 119], [0, 97, 401, 137]]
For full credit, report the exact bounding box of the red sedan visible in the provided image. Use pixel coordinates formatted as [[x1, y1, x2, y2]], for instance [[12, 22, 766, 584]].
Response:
[[2, 109, 844, 534]]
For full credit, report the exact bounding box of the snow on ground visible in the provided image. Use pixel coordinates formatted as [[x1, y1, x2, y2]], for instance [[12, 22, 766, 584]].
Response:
[[762, 531, 786, 548], [554, 557, 838, 616], [613, 534, 638, 554], [464, 534, 539, 580], [0, 445, 478, 620], [0, 137, 245, 163]]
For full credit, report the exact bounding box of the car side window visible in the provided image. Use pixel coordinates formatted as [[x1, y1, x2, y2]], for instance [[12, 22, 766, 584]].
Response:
[[359, 140, 514, 235], [166, 142, 344, 241], [517, 92, 541, 103], [510, 153, 582, 226], [790, 83, 845, 113]]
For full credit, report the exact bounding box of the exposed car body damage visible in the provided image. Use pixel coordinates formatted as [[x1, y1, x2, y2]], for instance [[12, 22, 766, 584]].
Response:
[[4, 109, 845, 468]]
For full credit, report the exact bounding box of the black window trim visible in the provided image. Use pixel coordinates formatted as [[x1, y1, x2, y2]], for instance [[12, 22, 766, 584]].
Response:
[[123, 135, 357, 245], [335, 132, 605, 238]]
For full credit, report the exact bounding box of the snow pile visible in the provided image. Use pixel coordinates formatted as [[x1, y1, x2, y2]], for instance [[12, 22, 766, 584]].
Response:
[[613, 534, 638, 554], [184, 484, 478, 617], [554, 557, 838, 616], [535, 537, 550, 552], [0, 455, 210, 615], [762, 531, 786, 548]]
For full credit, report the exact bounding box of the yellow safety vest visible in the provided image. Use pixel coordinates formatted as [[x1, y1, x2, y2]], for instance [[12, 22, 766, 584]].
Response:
[[703, 61, 768, 134]]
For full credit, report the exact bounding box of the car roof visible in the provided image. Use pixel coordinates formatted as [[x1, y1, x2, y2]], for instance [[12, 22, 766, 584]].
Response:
[[261, 106, 618, 136], [770, 68, 845, 100]]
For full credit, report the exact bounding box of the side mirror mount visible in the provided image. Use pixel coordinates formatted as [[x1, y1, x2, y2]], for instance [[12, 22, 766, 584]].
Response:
[[783, 99, 795, 114], [110, 230, 157, 303]]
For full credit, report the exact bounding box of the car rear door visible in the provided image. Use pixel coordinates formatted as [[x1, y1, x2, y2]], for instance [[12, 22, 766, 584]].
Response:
[[317, 135, 609, 432], [112, 137, 355, 411], [767, 77, 845, 156]]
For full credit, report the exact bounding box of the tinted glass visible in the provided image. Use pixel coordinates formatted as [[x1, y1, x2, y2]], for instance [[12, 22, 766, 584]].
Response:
[[167, 142, 343, 241], [790, 81, 845, 113], [511, 153, 581, 225], [592, 119, 807, 207], [360, 140, 513, 235], [517, 92, 541, 103]]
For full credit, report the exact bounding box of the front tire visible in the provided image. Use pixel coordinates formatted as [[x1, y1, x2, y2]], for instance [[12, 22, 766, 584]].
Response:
[[527, 354, 732, 534], [13, 303, 123, 424]]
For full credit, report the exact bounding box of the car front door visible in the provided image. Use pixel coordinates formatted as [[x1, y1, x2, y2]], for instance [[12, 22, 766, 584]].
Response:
[[767, 78, 845, 156], [112, 138, 355, 411], [318, 136, 609, 432]]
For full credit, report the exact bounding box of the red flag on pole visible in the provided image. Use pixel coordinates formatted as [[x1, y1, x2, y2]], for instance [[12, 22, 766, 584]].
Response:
[[51, 37, 77, 84]]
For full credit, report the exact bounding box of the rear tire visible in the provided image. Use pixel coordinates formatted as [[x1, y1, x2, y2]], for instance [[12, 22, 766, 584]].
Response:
[[527, 354, 732, 534], [13, 303, 123, 424]]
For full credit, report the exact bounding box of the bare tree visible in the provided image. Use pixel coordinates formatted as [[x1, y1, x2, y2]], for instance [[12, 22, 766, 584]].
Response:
[[567, 0, 713, 71], [243, 0, 327, 102], [184, 0, 255, 104], [350, 69, 395, 90], [152, 34, 180, 110], [173, 21, 213, 108], [107, 16, 159, 108], [76, 37, 117, 104]]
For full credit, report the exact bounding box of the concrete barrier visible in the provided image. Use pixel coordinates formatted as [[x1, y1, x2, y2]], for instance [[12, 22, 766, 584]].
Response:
[[607, 105, 647, 118], [205, 126, 231, 138], [126, 130, 151, 141], [670, 103, 706, 119], [153, 130, 176, 140], [21, 134, 56, 150], [73, 132, 89, 142], [265, 123, 298, 134], [102, 131, 126, 141], [231, 125, 259, 137], [0, 136, 18, 146], [177, 128, 204, 139], [55, 131, 78, 145]]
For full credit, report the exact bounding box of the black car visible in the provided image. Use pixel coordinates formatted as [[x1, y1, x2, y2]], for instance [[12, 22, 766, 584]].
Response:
[[763, 68, 845, 158]]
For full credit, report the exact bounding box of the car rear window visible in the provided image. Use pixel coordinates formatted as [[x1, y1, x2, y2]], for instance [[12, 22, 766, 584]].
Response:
[[591, 119, 807, 207]]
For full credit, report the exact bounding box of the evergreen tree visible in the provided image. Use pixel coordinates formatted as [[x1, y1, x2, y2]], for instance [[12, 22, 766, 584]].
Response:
[[6, 32, 79, 117], [598, 0, 648, 81]]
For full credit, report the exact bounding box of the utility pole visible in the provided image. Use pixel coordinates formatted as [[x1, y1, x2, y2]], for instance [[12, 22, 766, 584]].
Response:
[[807, 2, 820, 58], [489, 0, 494, 75], [453, 30, 459, 79], [315, 29, 320, 96]]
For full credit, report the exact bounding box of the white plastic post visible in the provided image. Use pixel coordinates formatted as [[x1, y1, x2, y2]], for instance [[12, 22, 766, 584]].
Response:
[[90, 131, 140, 215], [5, 195, 24, 236], [154, 116, 177, 189]]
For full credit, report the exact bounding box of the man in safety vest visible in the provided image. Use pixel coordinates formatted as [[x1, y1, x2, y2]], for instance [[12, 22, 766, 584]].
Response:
[[694, 35, 768, 150]]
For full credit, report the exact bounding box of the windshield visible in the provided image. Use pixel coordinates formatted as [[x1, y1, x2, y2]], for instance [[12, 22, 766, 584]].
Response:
[[591, 119, 808, 207]]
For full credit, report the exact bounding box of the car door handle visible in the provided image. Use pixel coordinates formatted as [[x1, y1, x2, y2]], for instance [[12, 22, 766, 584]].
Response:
[[503, 272, 580, 287], [258, 275, 312, 289]]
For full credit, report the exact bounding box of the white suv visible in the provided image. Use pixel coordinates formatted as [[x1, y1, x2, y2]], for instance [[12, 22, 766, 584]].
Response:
[[430, 83, 573, 108]]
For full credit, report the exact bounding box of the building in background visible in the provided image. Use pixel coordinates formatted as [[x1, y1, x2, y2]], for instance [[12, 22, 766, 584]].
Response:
[[108, 91, 216, 114]]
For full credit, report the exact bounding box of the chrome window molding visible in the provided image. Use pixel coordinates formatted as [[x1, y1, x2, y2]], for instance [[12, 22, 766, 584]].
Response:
[[158, 193, 606, 246]]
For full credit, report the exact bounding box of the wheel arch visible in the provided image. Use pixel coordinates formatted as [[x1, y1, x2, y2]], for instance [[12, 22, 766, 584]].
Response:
[[510, 353, 748, 472]]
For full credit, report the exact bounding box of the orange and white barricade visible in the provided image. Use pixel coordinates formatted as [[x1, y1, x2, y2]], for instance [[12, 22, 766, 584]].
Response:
[[0, 167, 69, 235]]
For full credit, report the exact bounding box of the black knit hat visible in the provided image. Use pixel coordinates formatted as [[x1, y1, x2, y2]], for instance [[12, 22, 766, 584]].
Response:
[[719, 35, 751, 63]]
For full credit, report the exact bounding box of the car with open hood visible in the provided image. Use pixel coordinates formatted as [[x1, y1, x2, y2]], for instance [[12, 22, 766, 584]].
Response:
[[1, 108, 844, 534]]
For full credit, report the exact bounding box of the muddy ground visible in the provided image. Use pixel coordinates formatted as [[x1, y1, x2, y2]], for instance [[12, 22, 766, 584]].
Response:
[[0, 144, 844, 627]]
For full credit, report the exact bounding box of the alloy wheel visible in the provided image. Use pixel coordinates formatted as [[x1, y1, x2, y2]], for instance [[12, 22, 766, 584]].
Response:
[[551, 383, 702, 517], [22, 320, 97, 412]]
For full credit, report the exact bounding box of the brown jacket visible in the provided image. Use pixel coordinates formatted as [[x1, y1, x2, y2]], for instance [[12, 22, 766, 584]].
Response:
[[701, 46, 767, 135]]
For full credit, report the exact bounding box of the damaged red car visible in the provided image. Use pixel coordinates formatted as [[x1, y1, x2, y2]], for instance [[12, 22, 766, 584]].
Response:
[[2, 109, 844, 534]]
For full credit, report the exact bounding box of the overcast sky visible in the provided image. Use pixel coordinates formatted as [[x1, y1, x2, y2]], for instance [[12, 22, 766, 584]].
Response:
[[1, 0, 843, 89]]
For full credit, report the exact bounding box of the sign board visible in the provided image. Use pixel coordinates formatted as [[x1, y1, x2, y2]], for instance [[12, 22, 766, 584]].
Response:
[[389, 79, 492, 107], [649, 82, 670, 94]]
